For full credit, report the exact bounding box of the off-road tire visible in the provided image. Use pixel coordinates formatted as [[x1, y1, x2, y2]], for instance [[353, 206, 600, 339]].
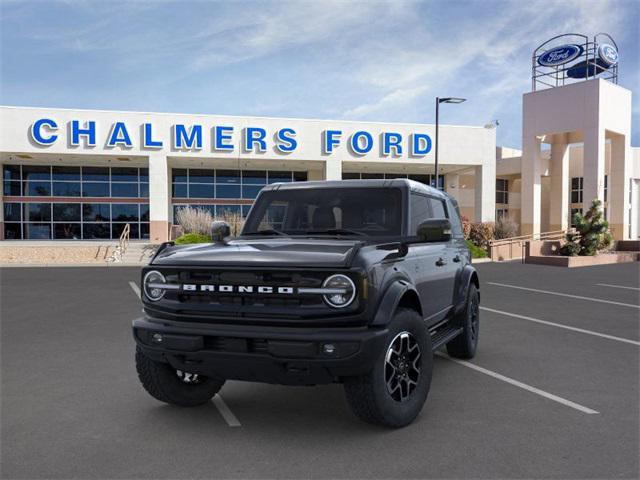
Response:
[[343, 308, 433, 428], [135, 346, 225, 407], [446, 283, 479, 359]]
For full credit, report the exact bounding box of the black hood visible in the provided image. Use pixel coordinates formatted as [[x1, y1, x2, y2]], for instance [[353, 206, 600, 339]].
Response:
[[151, 238, 363, 268]]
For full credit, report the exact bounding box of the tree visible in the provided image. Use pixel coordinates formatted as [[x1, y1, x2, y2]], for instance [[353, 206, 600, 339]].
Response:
[[560, 199, 613, 256]]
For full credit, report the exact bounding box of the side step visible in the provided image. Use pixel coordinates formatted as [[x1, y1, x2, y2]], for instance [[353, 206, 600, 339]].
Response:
[[430, 325, 463, 351]]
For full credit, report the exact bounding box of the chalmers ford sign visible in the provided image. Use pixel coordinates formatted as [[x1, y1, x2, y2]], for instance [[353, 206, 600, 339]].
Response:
[[29, 118, 434, 157]]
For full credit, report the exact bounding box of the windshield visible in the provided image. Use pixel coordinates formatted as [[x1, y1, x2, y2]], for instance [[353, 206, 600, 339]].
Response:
[[242, 187, 403, 237]]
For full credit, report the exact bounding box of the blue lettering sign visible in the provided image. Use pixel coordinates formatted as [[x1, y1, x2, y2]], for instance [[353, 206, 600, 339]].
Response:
[[143, 123, 163, 148], [107, 122, 132, 148], [350, 131, 373, 155], [214, 126, 234, 151], [275, 128, 297, 153], [411, 133, 432, 156], [30, 118, 58, 145], [244, 127, 267, 152], [383, 132, 403, 156], [71, 120, 96, 147], [323, 130, 342, 154], [173, 124, 202, 150]]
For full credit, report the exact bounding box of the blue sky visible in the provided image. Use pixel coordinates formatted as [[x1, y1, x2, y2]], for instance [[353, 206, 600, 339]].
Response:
[[1, 0, 638, 148]]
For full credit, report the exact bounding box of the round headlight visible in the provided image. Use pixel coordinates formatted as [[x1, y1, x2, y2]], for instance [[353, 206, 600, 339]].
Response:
[[143, 270, 166, 302], [322, 274, 356, 308]]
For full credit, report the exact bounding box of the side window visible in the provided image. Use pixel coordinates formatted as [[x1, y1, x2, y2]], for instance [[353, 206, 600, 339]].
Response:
[[447, 198, 464, 237], [410, 194, 431, 234], [429, 198, 448, 220]]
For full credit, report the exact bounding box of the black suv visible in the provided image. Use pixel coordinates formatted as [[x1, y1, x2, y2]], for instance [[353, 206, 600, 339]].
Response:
[[133, 179, 480, 427]]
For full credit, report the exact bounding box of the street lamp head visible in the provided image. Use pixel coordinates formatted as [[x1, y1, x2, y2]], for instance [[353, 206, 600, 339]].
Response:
[[438, 97, 466, 104]]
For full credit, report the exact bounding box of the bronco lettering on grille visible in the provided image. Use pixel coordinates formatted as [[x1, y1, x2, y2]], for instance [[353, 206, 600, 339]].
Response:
[[182, 284, 295, 294]]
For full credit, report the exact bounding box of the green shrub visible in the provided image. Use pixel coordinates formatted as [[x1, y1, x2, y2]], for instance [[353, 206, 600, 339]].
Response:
[[466, 240, 487, 259], [560, 199, 613, 256], [174, 233, 211, 245]]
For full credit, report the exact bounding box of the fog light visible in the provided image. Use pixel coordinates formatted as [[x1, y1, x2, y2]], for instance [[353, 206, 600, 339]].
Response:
[[323, 343, 336, 355], [152, 333, 163, 344]]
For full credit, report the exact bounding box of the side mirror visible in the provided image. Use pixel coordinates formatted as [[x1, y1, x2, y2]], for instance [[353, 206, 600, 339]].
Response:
[[417, 219, 452, 243], [211, 221, 231, 244]]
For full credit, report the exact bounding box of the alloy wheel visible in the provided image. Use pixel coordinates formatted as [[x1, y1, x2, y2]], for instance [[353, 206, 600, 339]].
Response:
[[384, 331, 421, 402]]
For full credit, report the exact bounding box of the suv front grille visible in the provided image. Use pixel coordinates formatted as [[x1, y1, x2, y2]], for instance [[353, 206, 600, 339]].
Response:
[[144, 267, 362, 325]]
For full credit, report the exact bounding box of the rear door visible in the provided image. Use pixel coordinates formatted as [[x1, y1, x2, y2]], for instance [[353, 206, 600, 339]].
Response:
[[426, 196, 458, 316], [407, 193, 452, 323]]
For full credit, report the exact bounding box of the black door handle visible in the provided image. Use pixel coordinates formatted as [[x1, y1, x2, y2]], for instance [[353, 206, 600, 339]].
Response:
[[436, 257, 447, 267], [453, 255, 461, 263]]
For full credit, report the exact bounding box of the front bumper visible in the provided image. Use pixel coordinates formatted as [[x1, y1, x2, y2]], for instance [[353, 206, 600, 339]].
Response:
[[132, 316, 389, 385]]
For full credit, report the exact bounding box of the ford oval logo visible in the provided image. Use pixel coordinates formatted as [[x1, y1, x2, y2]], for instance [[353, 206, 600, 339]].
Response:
[[598, 44, 618, 66], [538, 44, 583, 67]]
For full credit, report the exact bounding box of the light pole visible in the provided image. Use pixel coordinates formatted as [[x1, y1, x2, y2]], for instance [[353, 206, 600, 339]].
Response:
[[435, 97, 466, 189]]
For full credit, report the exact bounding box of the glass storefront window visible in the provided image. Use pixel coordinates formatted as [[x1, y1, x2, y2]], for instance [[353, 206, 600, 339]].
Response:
[[110, 167, 138, 181], [112, 204, 139, 222], [25, 181, 51, 196], [25, 203, 51, 222], [111, 183, 139, 197], [188, 184, 215, 199], [216, 170, 240, 184], [52, 182, 81, 197], [53, 204, 81, 222], [83, 223, 111, 239], [242, 170, 266, 184], [24, 223, 52, 239], [54, 223, 81, 239], [3, 181, 21, 196], [23, 165, 51, 181], [216, 184, 241, 198], [3, 165, 21, 181], [83, 203, 111, 221], [4, 203, 21, 221], [82, 182, 110, 197], [52, 166, 80, 181], [82, 167, 109, 182]]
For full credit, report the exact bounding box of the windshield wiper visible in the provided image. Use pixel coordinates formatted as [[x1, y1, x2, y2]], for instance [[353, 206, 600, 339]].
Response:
[[242, 229, 288, 236], [304, 228, 366, 237]]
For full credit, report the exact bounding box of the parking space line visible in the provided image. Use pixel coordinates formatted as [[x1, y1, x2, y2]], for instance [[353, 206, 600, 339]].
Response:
[[435, 352, 599, 415], [129, 281, 141, 299], [213, 395, 241, 427], [488, 282, 640, 309], [481, 306, 640, 347], [596, 283, 640, 291]]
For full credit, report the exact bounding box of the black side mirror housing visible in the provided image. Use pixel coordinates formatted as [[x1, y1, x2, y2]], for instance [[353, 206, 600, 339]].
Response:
[[211, 221, 231, 244], [417, 219, 452, 243]]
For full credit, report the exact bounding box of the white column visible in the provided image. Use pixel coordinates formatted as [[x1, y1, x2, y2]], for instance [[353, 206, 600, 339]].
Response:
[[474, 162, 495, 223], [324, 159, 342, 180], [148, 153, 170, 243], [521, 135, 542, 236], [609, 134, 631, 240], [549, 134, 570, 231], [582, 126, 605, 211]]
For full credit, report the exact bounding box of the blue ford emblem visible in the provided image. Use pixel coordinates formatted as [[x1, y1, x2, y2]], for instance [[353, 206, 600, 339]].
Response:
[[538, 44, 583, 67], [598, 44, 618, 66]]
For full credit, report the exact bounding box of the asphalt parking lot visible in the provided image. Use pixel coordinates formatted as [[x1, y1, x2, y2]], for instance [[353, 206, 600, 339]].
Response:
[[1, 262, 639, 479]]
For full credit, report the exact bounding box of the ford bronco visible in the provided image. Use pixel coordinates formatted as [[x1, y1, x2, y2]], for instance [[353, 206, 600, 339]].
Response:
[[133, 179, 480, 427]]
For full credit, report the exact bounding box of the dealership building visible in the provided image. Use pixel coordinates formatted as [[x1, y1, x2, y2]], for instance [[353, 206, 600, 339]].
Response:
[[0, 34, 638, 243]]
